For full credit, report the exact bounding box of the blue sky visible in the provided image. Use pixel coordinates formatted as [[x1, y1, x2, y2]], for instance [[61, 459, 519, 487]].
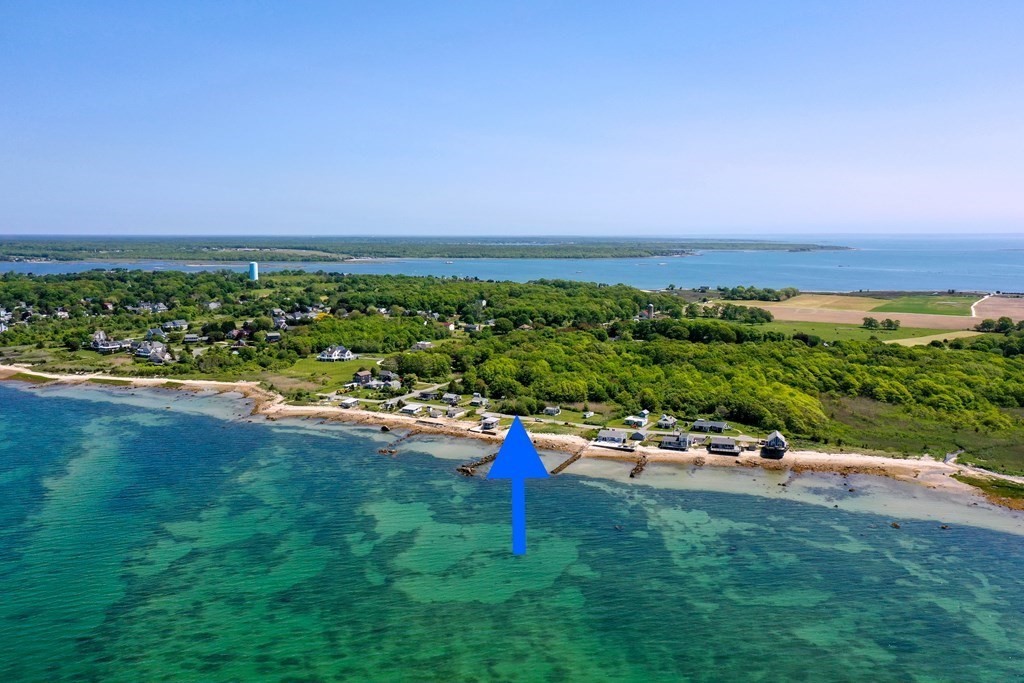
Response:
[[1, 1, 1022, 236]]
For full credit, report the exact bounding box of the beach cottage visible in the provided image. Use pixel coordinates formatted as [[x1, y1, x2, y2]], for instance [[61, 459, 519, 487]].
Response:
[[596, 429, 628, 446], [708, 436, 742, 455], [624, 415, 648, 428], [692, 419, 730, 433], [763, 431, 789, 454]]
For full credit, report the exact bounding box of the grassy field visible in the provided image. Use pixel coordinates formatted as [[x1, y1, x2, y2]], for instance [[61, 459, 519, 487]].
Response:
[[824, 396, 1024, 475], [769, 293, 979, 316], [887, 330, 986, 346], [260, 356, 382, 393], [770, 294, 886, 311], [871, 295, 978, 316], [757, 321, 952, 342]]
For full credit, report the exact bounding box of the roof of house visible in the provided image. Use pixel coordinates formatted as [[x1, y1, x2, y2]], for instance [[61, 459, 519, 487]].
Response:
[[694, 419, 729, 428], [597, 429, 627, 441]]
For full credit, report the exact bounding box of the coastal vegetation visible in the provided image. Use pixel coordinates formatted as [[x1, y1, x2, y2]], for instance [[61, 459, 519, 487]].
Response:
[[0, 236, 846, 262], [2, 270, 1024, 476]]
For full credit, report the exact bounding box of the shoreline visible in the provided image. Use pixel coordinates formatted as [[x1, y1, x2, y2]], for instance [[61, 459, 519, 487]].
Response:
[[3, 363, 1020, 510]]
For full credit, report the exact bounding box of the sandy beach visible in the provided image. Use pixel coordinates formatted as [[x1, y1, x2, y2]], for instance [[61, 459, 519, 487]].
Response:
[[2, 362, 1020, 508]]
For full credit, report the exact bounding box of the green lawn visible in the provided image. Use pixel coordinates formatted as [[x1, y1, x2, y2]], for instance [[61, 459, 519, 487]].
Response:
[[262, 356, 382, 392], [870, 295, 978, 316], [758, 321, 951, 342]]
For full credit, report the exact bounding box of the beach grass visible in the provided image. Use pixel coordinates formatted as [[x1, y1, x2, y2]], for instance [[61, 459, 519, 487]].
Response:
[[6, 372, 54, 384], [825, 396, 1024, 475], [871, 295, 978, 316], [952, 474, 1024, 508], [88, 377, 132, 386]]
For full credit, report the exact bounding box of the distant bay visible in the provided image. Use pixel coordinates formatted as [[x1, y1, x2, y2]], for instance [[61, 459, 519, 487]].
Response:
[[3, 236, 1023, 292]]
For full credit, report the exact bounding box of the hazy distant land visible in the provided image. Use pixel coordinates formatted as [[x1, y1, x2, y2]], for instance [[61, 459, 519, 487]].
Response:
[[0, 236, 849, 262]]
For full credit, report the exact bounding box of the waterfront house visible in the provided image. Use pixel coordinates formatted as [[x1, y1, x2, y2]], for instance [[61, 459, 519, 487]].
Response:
[[428, 407, 443, 418], [148, 346, 172, 364], [708, 436, 742, 455], [596, 429, 627, 446], [543, 406, 561, 416], [353, 370, 373, 385], [382, 399, 400, 411], [446, 406, 466, 419], [624, 415, 648, 428], [442, 392, 461, 405], [659, 434, 700, 451], [628, 430, 646, 442], [692, 419, 730, 433], [339, 397, 360, 409], [656, 415, 678, 429], [134, 340, 165, 358], [400, 403, 424, 415], [480, 416, 500, 431], [763, 431, 789, 454], [317, 345, 355, 362]]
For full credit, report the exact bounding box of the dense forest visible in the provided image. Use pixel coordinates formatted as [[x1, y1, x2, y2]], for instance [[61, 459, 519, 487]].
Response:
[[0, 237, 846, 262], [2, 270, 1023, 473]]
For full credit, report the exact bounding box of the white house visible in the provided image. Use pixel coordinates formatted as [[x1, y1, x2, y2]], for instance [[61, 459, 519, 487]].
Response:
[[656, 415, 677, 429], [317, 345, 355, 362], [596, 429, 627, 446], [624, 415, 648, 428], [339, 397, 360, 409], [411, 340, 434, 350], [400, 403, 424, 415]]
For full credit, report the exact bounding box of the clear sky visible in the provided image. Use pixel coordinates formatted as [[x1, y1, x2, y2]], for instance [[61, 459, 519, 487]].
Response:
[[1, 1, 1022, 236]]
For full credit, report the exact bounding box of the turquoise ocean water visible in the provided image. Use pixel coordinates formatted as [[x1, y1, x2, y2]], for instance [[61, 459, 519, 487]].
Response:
[[1, 382, 1023, 681], [4, 237, 1023, 292]]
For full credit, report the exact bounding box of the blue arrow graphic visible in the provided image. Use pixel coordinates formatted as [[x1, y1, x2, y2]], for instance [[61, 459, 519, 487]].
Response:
[[487, 416, 549, 555]]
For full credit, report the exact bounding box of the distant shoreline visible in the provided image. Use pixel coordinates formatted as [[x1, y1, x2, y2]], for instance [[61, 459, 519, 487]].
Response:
[[3, 363, 1022, 512]]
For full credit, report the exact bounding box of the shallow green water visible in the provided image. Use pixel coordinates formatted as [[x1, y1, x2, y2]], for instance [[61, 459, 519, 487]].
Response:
[[1, 384, 1022, 681]]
